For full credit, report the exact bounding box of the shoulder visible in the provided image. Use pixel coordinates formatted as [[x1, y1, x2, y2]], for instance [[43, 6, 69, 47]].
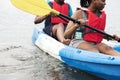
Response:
[[66, 3, 70, 6], [72, 10, 83, 19], [67, 3, 71, 10], [48, 1, 53, 7], [102, 11, 106, 14], [76, 10, 83, 14], [64, 2, 71, 7]]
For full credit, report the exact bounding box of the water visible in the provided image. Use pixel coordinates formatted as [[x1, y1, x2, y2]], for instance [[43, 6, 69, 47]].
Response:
[[0, 0, 120, 80]]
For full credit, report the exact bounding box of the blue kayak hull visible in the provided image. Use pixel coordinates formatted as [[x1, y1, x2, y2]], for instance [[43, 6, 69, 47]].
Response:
[[32, 26, 120, 80]]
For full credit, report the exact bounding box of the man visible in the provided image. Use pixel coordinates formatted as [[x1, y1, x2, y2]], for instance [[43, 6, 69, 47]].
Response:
[[34, 0, 73, 45]]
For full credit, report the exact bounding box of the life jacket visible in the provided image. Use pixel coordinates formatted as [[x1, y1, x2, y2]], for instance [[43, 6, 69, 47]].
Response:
[[83, 10, 106, 44], [51, 1, 69, 25]]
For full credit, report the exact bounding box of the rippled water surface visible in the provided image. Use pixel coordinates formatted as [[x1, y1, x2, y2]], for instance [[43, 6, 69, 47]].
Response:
[[0, 0, 120, 80]]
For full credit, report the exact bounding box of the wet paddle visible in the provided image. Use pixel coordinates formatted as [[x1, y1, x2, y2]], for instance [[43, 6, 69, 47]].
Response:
[[10, 0, 120, 42]]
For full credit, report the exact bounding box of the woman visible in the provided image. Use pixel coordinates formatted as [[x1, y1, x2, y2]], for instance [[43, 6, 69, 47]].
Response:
[[64, 0, 120, 56]]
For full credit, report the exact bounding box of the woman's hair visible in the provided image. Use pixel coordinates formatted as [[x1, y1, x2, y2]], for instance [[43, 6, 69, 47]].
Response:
[[80, 0, 92, 8]]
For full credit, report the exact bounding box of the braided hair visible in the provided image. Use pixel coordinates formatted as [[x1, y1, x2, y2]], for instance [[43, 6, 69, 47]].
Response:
[[80, 0, 92, 8]]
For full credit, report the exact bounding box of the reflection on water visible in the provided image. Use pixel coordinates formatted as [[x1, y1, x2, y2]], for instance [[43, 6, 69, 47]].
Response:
[[0, 43, 104, 80]]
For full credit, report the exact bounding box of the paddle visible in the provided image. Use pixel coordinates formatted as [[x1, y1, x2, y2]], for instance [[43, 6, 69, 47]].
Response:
[[10, 0, 120, 42]]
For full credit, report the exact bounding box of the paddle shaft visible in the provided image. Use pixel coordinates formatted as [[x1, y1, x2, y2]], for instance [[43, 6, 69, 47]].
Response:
[[59, 13, 120, 42]]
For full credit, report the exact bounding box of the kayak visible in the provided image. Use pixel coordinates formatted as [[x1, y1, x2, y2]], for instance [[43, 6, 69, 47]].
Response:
[[32, 26, 120, 80]]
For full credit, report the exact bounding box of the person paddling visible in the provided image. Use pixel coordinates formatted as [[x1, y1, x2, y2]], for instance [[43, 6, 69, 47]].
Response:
[[64, 0, 120, 56], [34, 0, 73, 45]]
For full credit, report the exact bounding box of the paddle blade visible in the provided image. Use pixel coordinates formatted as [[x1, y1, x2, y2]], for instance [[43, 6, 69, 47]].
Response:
[[10, 0, 59, 16]]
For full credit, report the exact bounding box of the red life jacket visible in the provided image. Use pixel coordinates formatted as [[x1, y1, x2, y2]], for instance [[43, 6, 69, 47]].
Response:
[[51, 2, 69, 25], [84, 10, 106, 44]]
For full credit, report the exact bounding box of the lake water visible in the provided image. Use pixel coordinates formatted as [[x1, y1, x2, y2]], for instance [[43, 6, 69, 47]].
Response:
[[0, 0, 120, 80]]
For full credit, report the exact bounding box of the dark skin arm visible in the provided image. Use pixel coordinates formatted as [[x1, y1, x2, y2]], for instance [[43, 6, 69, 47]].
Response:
[[34, 11, 58, 24], [64, 10, 88, 39], [34, 14, 50, 24]]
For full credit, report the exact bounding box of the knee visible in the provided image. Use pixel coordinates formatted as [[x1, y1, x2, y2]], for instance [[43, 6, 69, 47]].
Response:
[[58, 23, 64, 27], [99, 44, 113, 53], [59, 23, 63, 25], [105, 46, 113, 51]]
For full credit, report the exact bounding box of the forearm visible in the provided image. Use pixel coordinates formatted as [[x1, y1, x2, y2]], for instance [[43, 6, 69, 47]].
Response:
[[34, 14, 50, 24], [64, 24, 78, 39]]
